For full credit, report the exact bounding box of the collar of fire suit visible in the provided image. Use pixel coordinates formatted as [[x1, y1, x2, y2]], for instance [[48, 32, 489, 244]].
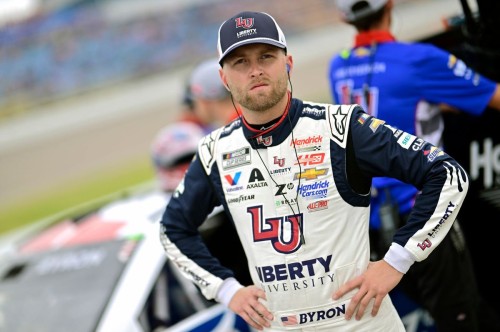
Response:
[[241, 92, 301, 148], [241, 91, 292, 138], [354, 30, 396, 47]]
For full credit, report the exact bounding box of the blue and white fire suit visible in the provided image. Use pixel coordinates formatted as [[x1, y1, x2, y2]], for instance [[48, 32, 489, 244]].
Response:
[[160, 99, 468, 331]]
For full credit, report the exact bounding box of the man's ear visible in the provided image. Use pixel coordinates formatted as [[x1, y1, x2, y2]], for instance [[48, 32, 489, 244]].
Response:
[[219, 69, 230, 91], [285, 56, 293, 75]]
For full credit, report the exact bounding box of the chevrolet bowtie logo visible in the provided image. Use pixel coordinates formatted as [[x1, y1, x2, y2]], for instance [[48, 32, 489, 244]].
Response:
[[294, 167, 329, 181]]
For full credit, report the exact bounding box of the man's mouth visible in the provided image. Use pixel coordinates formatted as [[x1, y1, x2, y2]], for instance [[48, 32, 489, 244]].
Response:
[[251, 82, 267, 90]]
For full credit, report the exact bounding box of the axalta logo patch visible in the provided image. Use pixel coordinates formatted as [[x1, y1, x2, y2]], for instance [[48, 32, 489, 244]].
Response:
[[247, 168, 268, 189]]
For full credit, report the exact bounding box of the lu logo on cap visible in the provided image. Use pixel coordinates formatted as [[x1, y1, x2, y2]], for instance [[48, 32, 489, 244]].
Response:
[[235, 17, 254, 29], [217, 11, 287, 65]]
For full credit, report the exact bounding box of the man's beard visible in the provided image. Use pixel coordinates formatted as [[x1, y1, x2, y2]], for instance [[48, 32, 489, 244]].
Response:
[[236, 74, 288, 113]]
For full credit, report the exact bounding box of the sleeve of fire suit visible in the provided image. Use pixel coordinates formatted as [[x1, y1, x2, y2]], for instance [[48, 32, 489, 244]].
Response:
[[159, 148, 236, 300], [348, 105, 469, 273]]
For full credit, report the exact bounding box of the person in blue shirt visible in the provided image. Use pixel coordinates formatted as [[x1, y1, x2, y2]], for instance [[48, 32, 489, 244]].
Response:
[[328, 0, 500, 331]]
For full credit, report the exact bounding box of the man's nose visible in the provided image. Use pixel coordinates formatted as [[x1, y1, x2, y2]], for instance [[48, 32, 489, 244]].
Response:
[[249, 62, 263, 76]]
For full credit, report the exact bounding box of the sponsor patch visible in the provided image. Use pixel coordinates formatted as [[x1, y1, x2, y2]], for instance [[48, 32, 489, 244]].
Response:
[[296, 145, 322, 153], [307, 200, 329, 212], [275, 197, 297, 207], [295, 153, 325, 166], [269, 167, 292, 176], [411, 137, 425, 151], [424, 146, 445, 162], [247, 168, 268, 189], [291, 135, 323, 153], [256, 135, 272, 146], [397, 132, 417, 149], [273, 156, 285, 167], [427, 201, 457, 238], [298, 180, 329, 200], [277, 300, 349, 328], [368, 118, 385, 133], [357, 113, 370, 125], [222, 147, 251, 170], [224, 171, 244, 192], [302, 107, 325, 117], [294, 167, 329, 181], [274, 183, 294, 196], [228, 194, 255, 204]]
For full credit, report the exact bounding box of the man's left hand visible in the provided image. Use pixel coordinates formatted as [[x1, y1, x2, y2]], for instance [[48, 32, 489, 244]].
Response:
[[332, 260, 403, 320]]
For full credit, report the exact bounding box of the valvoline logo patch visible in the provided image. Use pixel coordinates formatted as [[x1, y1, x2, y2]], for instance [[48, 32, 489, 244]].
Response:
[[225, 171, 241, 186]]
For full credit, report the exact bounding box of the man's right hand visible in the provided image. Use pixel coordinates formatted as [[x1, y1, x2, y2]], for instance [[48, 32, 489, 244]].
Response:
[[228, 285, 274, 331]]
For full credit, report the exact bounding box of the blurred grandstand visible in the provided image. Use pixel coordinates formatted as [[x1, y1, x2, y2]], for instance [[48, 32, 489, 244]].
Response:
[[0, 0, 344, 119]]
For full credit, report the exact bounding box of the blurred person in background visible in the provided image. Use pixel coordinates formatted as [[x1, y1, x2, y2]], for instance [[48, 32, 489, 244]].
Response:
[[151, 121, 206, 193], [154, 57, 241, 191], [151, 121, 253, 286], [327, 0, 500, 331], [182, 58, 240, 132], [175, 81, 207, 130]]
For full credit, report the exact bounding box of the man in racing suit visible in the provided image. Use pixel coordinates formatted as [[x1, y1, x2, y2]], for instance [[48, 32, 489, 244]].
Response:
[[160, 10, 469, 331]]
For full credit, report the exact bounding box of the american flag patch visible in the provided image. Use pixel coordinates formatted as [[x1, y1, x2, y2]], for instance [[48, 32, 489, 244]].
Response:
[[281, 315, 298, 326]]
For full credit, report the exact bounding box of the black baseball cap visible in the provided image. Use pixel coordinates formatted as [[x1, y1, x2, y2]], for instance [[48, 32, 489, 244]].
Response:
[[217, 11, 287, 65]]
